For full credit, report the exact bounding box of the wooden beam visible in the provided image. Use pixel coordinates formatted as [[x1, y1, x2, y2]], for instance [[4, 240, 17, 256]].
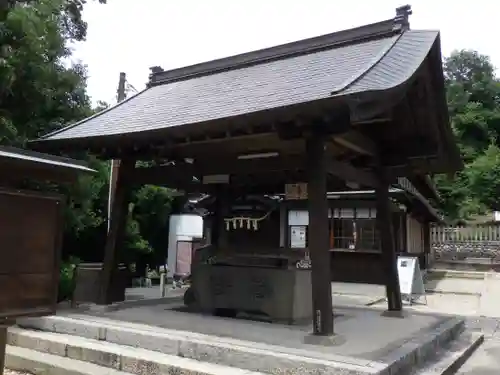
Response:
[[121, 163, 197, 186], [332, 131, 377, 156], [122, 154, 382, 190], [326, 159, 380, 188]]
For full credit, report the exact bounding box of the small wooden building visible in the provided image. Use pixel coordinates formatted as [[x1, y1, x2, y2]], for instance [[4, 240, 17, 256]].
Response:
[[31, 5, 462, 337]]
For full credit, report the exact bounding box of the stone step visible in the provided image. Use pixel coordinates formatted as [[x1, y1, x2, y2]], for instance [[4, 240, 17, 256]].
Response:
[[413, 331, 484, 375], [11, 318, 378, 375], [6, 345, 133, 375], [7, 327, 266, 375], [15, 313, 466, 375]]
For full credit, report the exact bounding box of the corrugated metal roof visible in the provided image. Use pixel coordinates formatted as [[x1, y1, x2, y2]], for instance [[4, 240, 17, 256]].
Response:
[[40, 25, 438, 142]]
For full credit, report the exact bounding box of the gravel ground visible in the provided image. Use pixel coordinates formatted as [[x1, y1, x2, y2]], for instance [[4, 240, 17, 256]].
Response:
[[5, 370, 32, 375]]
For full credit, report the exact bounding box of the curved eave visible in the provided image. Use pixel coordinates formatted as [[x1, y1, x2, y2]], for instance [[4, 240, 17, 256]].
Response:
[[0, 146, 95, 184], [428, 35, 464, 173]]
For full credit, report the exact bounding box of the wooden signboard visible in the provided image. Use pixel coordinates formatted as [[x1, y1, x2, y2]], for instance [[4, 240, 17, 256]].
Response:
[[285, 183, 308, 200], [0, 189, 63, 320]]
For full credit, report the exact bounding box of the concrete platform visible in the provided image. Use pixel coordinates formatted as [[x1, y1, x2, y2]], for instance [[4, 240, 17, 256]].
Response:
[[80, 302, 456, 359], [16, 304, 466, 375]]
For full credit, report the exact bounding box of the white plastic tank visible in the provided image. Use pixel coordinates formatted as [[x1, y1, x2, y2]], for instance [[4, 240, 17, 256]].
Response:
[[167, 214, 204, 278]]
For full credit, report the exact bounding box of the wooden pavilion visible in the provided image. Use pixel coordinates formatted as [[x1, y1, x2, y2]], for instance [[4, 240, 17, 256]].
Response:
[[31, 5, 462, 339], [0, 146, 94, 374]]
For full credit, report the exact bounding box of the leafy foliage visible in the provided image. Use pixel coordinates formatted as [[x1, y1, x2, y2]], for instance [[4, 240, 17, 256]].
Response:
[[0, 0, 174, 268], [436, 50, 500, 221]]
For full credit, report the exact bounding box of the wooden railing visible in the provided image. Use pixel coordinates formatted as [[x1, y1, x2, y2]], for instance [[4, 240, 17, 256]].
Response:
[[431, 225, 500, 243]]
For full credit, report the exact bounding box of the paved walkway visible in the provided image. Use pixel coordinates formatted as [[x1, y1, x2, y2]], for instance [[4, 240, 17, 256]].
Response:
[[330, 277, 500, 373], [457, 325, 500, 374], [121, 277, 500, 373]]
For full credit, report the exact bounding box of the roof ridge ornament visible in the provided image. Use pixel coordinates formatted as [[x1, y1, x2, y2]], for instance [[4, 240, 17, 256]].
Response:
[[394, 4, 412, 31]]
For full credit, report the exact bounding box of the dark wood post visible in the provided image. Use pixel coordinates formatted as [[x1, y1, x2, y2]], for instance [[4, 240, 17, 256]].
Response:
[[99, 159, 135, 305], [422, 220, 431, 269], [211, 186, 229, 248], [0, 325, 6, 375], [306, 132, 334, 335], [376, 169, 403, 312]]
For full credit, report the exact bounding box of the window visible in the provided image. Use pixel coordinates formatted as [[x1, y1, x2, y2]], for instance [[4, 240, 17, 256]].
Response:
[[332, 219, 356, 249], [330, 207, 380, 252], [356, 219, 379, 251], [286, 207, 381, 252]]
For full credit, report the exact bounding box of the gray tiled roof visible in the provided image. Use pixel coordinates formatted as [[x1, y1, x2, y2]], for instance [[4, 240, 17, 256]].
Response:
[[41, 28, 439, 142]]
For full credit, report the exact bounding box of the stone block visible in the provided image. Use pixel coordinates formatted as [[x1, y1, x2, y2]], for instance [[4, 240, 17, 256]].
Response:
[[105, 326, 180, 355], [53, 319, 105, 341], [302, 333, 346, 346], [18, 316, 105, 341], [7, 328, 67, 356], [177, 339, 370, 375], [67, 342, 121, 369]]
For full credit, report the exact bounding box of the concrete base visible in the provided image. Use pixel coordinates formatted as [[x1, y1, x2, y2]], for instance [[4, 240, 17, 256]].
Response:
[[303, 333, 346, 346], [15, 306, 467, 375], [381, 309, 408, 319]]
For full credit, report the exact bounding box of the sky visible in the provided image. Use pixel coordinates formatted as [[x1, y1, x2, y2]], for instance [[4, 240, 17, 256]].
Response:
[[73, 0, 500, 105]]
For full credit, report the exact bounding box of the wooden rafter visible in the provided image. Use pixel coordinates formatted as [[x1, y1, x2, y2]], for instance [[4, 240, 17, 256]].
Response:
[[122, 154, 381, 189]]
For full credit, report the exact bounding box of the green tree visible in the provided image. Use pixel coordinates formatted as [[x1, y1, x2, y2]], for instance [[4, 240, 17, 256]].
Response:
[[132, 185, 175, 262], [0, 0, 110, 256], [466, 143, 500, 212], [436, 50, 500, 221], [1, 0, 175, 270], [0, 0, 92, 145]]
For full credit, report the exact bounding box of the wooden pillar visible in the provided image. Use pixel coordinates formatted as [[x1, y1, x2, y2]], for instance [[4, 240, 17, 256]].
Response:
[[306, 132, 334, 335], [0, 326, 6, 375], [211, 190, 221, 247], [212, 187, 229, 249], [422, 220, 431, 269], [376, 169, 403, 312], [99, 159, 135, 305]]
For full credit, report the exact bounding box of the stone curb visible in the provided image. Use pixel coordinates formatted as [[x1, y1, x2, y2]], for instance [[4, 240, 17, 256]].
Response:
[[376, 317, 465, 375], [415, 331, 484, 375], [427, 269, 486, 280], [425, 290, 482, 297], [58, 295, 184, 314], [6, 345, 131, 375], [7, 329, 267, 375], [15, 316, 381, 375]]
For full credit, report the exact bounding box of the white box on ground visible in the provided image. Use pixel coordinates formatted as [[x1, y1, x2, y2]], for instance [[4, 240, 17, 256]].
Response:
[[397, 255, 426, 305]]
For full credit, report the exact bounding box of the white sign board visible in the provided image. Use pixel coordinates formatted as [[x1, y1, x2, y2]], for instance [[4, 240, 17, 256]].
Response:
[[290, 225, 307, 248], [287, 209, 333, 226], [397, 255, 426, 305], [288, 210, 309, 226]]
